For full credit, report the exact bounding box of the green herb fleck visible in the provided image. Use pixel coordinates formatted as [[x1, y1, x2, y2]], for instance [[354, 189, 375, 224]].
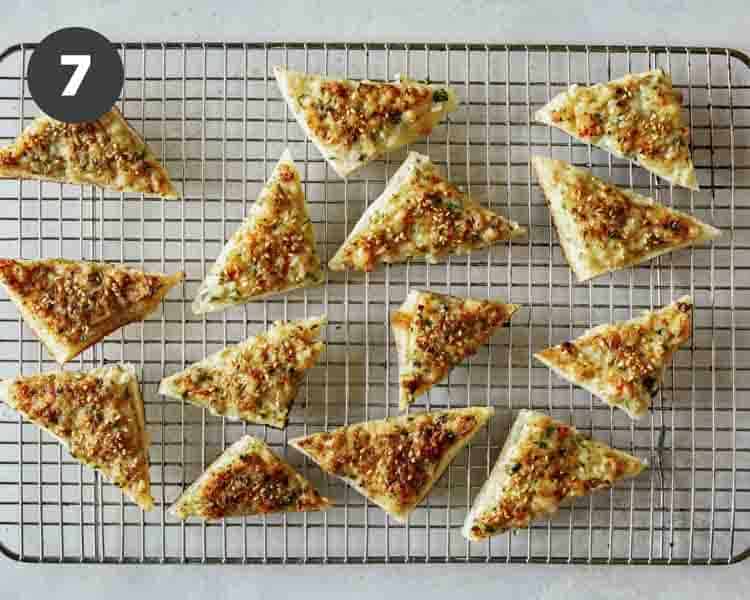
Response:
[[432, 89, 450, 103]]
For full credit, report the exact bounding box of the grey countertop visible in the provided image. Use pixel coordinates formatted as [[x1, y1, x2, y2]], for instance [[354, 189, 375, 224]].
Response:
[[1, 1, 749, 598]]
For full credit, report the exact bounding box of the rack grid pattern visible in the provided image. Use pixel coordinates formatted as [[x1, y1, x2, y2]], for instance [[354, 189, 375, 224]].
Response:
[[0, 42, 746, 565]]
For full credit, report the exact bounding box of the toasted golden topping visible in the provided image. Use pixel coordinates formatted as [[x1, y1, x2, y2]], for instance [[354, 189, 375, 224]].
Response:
[[537, 299, 692, 416], [0, 259, 170, 347], [287, 72, 448, 162], [10, 367, 149, 497], [0, 109, 175, 197], [296, 411, 479, 510], [191, 445, 326, 519], [469, 413, 643, 537], [195, 161, 322, 308], [547, 161, 708, 275], [168, 319, 324, 427], [338, 162, 520, 271], [547, 70, 692, 182], [396, 292, 516, 403]]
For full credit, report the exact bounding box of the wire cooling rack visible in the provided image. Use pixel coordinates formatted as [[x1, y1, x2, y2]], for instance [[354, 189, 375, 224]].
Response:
[[0, 42, 746, 565]]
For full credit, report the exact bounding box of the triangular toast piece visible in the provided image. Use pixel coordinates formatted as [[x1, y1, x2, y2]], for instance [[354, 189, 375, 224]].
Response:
[[535, 69, 698, 190], [462, 410, 645, 540], [392, 290, 518, 410], [0, 107, 178, 198], [290, 407, 494, 522], [0, 259, 184, 364], [329, 152, 525, 271], [169, 435, 329, 520], [532, 157, 720, 281], [0, 364, 153, 510], [159, 317, 325, 428], [192, 150, 323, 314], [535, 296, 693, 419], [274, 67, 458, 178]]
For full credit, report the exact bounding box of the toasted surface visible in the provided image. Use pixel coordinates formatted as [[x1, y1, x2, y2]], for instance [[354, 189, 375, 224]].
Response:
[[329, 152, 525, 271], [533, 157, 720, 281], [391, 290, 518, 410], [536, 69, 698, 190], [0, 258, 183, 364], [535, 296, 693, 419], [0, 107, 178, 198], [0, 364, 153, 510], [274, 68, 458, 178], [290, 407, 494, 522], [160, 317, 325, 428], [170, 435, 329, 520], [463, 410, 645, 540], [192, 150, 323, 314]]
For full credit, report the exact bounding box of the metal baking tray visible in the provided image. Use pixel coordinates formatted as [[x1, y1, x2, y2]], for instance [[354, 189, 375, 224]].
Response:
[[0, 42, 746, 565]]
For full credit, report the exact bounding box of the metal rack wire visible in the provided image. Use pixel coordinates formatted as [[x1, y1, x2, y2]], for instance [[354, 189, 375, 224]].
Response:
[[0, 42, 746, 565]]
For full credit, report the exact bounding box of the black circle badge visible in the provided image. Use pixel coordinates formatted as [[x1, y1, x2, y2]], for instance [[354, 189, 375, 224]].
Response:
[[28, 27, 124, 123]]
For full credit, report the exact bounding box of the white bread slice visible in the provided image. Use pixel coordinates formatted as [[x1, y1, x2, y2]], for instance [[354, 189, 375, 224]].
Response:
[[274, 67, 457, 178], [0, 364, 153, 510], [192, 149, 323, 314], [169, 435, 329, 520], [0, 258, 183, 364], [329, 152, 525, 271], [535, 296, 693, 419], [535, 69, 698, 190], [290, 407, 494, 523], [0, 107, 178, 198], [391, 290, 518, 410], [533, 156, 720, 282], [159, 316, 325, 429], [463, 410, 646, 540]]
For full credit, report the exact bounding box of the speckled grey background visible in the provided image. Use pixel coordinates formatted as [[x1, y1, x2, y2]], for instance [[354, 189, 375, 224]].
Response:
[[0, 1, 749, 598]]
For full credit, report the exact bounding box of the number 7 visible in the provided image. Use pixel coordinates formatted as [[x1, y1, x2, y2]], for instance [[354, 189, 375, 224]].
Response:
[[60, 54, 91, 97]]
